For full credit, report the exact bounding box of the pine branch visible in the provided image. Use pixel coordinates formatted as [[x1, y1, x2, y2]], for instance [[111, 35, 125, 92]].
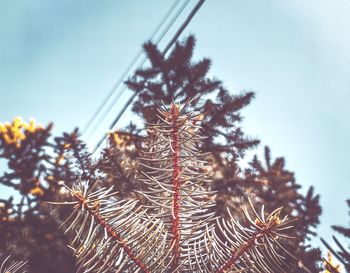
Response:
[[210, 199, 301, 272], [0, 254, 27, 273], [62, 129, 95, 181], [54, 180, 168, 273], [138, 102, 216, 271], [53, 102, 301, 273], [322, 199, 350, 271], [332, 226, 350, 238], [321, 238, 348, 269]]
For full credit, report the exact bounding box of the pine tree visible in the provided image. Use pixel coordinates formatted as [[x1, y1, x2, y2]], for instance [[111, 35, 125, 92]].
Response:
[[0, 35, 323, 272], [322, 199, 350, 272], [54, 102, 303, 272], [124, 35, 322, 271], [245, 147, 322, 272], [0, 119, 77, 272]]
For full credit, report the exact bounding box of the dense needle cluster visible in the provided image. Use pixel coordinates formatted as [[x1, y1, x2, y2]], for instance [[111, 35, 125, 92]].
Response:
[[0, 254, 27, 273], [56, 102, 302, 272]]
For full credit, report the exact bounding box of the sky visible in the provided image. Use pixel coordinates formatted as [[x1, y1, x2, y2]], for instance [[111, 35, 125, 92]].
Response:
[[1, 0, 350, 256]]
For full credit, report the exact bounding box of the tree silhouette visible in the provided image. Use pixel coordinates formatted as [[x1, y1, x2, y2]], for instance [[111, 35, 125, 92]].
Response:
[[0, 35, 323, 272], [245, 147, 322, 272], [0, 119, 76, 272], [125, 35, 322, 271], [322, 199, 350, 272]]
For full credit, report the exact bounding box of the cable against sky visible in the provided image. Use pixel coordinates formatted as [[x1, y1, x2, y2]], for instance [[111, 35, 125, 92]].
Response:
[[82, 0, 190, 141], [92, 0, 206, 154]]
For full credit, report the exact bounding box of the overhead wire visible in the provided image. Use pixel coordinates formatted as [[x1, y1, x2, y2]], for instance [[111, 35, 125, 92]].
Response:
[[92, 0, 206, 154], [82, 0, 183, 138]]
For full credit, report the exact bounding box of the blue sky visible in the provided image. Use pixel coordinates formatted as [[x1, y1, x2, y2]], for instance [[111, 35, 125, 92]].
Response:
[[1, 0, 350, 255]]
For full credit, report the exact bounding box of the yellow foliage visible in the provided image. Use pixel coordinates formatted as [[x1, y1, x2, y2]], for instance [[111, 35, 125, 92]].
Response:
[[30, 186, 44, 196], [47, 175, 54, 181], [324, 251, 341, 273], [255, 211, 281, 229], [269, 211, 282, 225], [24, 118, 37, 133], [0, 117, 43, 148], [56, 154, 65, 165], [63, 143, 71, 149], [110, 131, 130, 147]]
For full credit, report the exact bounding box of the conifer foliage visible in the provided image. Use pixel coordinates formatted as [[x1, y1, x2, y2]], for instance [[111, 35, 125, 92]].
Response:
[[125, 35, 260, 219], [322, 199, 350, 272], [0, 35, 324, 272], [0, 118, 76, 272], [124, 35, 322, 271], [127, 36, 259, 161], [245, 147, 322, 272], [56, 102, 302, 272], [0, 253, 27, 273]]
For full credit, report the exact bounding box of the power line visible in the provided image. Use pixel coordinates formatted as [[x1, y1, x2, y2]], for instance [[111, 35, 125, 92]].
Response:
[[85, 0, 191, 142], [92, 0, 206, 154], [82, 0, 183, 137], [162, 0, 205, 56]]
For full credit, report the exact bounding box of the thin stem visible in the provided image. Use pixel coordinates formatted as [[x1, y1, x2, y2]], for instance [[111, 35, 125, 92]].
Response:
[[215, 227, 272, 273], [74, 193, 151, 273], [170, 103, 181, 270]]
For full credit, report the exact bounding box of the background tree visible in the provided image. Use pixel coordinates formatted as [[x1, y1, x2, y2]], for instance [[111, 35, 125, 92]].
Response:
[[123, 35, 322, 272], [0, 35, 323, 272], [322, 199, 350, 272], [245, 147, 322, 271], [0, 118, 77, 272]]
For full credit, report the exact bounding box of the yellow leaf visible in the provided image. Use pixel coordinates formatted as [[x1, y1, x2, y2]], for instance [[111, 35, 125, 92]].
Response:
[[30, 187, 44, 196]]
